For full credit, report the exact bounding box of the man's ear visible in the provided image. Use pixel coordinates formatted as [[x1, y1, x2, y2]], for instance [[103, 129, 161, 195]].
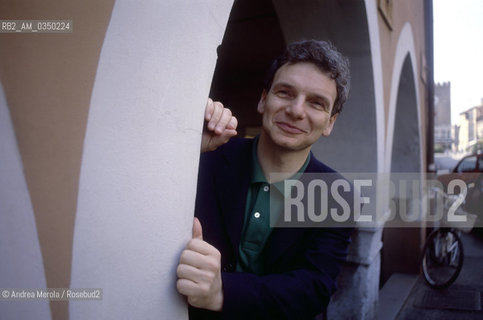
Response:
[[322, 113, 339, 137], [257, 90, 268, 114]]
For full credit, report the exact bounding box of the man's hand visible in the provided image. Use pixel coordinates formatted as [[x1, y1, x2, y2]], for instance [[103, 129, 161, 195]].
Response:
[[176, 218, 224, 311], [201, 98, 238, 152]]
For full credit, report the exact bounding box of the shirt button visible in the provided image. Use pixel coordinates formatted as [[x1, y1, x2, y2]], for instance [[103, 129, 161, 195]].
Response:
[[254, 212, 261, 218], [263, 185, 270, 192]]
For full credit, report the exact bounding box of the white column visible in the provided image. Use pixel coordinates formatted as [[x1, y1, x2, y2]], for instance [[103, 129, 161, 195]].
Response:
[[70, 1, 233, 319], [0, 84, 52, 319]]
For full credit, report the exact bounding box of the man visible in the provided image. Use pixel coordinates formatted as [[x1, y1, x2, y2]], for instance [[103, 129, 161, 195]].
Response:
[[177, 40, 352, 319]]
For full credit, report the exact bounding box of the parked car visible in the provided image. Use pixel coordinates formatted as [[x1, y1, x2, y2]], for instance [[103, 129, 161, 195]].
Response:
[[437, 154, 483, 227], [434, 155, 459, 173]]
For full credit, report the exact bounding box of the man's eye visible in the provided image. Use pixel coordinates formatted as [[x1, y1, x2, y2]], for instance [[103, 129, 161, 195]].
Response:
[[277, 90, 289, 97], [311, 101, 325, 110]]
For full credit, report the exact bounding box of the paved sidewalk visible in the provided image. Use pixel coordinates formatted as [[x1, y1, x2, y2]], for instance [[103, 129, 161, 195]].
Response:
[[395, 230, 483, 320]]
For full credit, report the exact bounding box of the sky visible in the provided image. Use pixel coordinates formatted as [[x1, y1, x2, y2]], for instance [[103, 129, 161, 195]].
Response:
[[433, 0, 483, 124]]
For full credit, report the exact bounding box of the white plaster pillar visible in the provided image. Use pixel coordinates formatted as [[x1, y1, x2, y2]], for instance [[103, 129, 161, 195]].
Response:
[[70, 1, 233, 319], [0, 84, 52, 319]]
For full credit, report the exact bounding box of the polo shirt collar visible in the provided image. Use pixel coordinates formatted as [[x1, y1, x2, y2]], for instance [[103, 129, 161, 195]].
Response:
[[250, 135, 311, 188]]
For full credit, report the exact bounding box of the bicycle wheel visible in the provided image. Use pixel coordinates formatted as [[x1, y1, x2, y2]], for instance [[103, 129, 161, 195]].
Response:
[[421, 228, 464, 289]]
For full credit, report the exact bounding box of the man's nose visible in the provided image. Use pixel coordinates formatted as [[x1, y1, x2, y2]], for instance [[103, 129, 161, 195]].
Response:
[[285, 97, 305, 119]]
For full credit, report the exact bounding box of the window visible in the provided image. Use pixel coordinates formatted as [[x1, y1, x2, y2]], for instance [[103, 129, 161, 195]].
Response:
[[469, 123, 475, 141], [478, 157, 483, 172], [456, 156, 477, 173]]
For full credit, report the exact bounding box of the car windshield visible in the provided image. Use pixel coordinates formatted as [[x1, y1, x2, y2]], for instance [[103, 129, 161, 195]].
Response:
[[455, 156, 477, 173]]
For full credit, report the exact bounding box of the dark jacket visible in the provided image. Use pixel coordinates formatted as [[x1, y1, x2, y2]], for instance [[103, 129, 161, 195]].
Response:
[[190, 138, 352, 320]]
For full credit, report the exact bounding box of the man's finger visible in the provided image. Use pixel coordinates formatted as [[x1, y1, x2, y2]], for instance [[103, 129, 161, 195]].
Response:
[[206, 130, 237, 152], [186, 239, 221, 258], [179, 248, 206, 269], [215, 108, 233, 134], [208, 101, 223, 130], [218, 130, 237, 145], [192, 217, 203, 240], [227, 116, 238, 130], [176, 278, 200, 297], [177, 263, 205, 282], [205, 98, 214, 121]]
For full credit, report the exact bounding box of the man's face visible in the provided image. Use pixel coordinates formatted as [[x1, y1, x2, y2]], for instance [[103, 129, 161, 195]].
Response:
[[257, 62, 338, 152]]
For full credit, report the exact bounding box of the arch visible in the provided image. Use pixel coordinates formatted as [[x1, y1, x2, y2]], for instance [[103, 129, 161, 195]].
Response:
[[211, 0, 382, 173], [382, 23, 424, 284], [365, 0, 385, 173], [276, 0, 380, 172], [385, 23, 423, 173], [391, 55, 422, 172]]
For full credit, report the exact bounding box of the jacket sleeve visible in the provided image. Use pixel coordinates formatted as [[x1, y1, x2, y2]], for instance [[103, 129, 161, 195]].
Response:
[[220, 227, 352, 320]]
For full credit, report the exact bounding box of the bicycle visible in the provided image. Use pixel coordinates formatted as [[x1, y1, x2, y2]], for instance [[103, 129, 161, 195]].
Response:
[[421, 226, 464, 289], [421, 188, 475, 289]]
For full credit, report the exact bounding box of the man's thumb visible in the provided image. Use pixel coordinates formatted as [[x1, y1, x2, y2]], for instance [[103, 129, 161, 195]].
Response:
[[192, 217, 203, 240]]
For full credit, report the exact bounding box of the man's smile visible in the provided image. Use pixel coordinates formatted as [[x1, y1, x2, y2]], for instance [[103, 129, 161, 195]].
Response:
[[275, 121, 307, 134]]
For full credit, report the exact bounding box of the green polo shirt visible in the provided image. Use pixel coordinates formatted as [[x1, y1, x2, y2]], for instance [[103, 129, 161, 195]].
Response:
[[236, 136, 311, 274]]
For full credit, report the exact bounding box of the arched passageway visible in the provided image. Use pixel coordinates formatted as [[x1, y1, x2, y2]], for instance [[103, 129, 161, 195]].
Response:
[[382, 54, 423, 284], [210, 0, 379, 172]]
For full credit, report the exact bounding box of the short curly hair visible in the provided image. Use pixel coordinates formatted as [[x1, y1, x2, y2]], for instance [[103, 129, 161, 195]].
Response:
[[264, 40, 351, 116]]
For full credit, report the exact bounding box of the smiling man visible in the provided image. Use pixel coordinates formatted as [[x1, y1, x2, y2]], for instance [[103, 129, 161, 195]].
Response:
[[177, 40, 352, 320]]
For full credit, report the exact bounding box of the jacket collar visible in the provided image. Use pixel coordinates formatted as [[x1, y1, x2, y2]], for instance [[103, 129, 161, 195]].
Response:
[[215, 139, 253, 257]]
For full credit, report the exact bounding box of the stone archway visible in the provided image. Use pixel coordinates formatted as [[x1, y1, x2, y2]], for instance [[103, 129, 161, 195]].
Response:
[[382, 23, 424, 285], [382, 53, 423, 283], [211, 1, 382, 174], [272, 0, 380, 173], [391, 54, 422, 173]]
